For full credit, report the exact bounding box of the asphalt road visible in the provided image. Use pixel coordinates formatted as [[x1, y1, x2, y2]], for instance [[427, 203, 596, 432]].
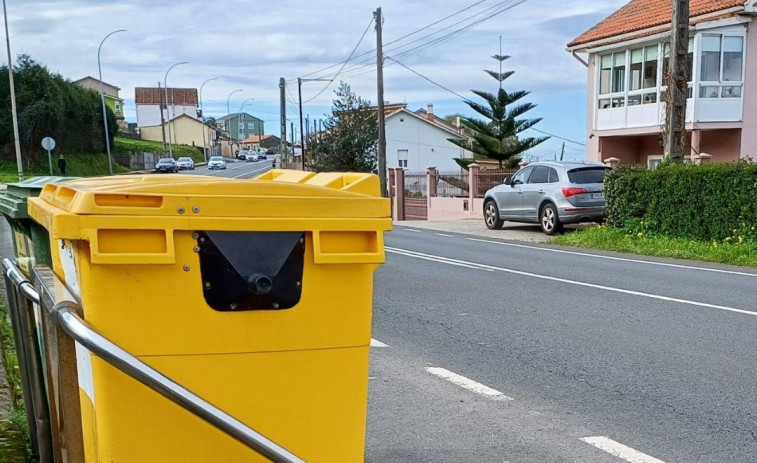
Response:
[[367, 225, 757, 462], [181, 157, 274, 179]]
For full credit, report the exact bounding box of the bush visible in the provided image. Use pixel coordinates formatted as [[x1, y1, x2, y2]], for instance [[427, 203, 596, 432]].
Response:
[[114, 138, 204, 163], [605, 161, 757, 242]]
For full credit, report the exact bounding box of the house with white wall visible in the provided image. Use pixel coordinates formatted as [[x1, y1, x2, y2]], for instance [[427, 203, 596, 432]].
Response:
[[567, 0, 757, 167], [386, 104, 470, 172], [135, 87, 199, 128]]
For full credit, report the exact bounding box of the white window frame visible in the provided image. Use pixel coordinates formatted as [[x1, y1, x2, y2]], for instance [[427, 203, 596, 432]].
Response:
[[698, 33, 746, 100], [597, 50, 629, 109]]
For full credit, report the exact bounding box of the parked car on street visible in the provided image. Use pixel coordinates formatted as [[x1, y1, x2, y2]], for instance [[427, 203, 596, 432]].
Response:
[[176, 157, 195, 170], [246, 152, 260, 162], [237, 149, 249, 160], [208, 156, 227, 170], [483, 161, 610, 235], [155, 158, 178, 173]]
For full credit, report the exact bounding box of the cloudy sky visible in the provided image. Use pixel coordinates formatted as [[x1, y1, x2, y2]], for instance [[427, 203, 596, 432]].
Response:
[[5, 0, 627, 160]]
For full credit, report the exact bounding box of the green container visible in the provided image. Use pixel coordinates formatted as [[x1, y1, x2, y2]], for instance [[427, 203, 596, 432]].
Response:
[[0, 177, 77, 273]]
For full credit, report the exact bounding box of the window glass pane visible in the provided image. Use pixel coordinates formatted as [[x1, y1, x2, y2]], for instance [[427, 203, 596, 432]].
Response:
[[512, 167, 534, 185], [701, 35, 722, 82], [567, 167, 610, 184], [699, 85, 720, 98], [643, 46, 658, 88], [529, 167, 550, 184], [612, 97, 625, 108], [723, 36, 743, 81], [686, 40, 694, 82], [642, 93, 657, 104], [628, 95, 642, 106], [630, 48, 643, 91], [722, 85, 742, 98], [612, 52, 626, 93], [663, 42, 670, 78], [599, 55, 612, 95], [598, 98, 611, 109], [548, 168, 559, 183]]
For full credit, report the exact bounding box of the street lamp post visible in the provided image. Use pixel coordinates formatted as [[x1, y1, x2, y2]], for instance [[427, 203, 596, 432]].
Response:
[[226, 89, 243, 156], [97, 29, 125, 176], [239, 97, 255, 147], [164, 61, 188, 158], [199, 77, 219, 162]]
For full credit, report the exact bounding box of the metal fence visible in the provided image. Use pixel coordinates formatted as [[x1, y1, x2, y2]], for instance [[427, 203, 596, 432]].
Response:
[[404, 172, 427, 199], [3, 259, 305, 463], [476, 169, 516, 197], [436, 171, 469, 197]]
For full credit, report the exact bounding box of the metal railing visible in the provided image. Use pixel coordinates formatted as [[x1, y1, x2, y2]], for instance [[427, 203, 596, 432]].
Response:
[[2, 258, 306, 463]]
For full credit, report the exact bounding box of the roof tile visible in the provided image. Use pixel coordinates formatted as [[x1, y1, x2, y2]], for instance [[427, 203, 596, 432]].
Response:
[[568, 0, 745, 48]]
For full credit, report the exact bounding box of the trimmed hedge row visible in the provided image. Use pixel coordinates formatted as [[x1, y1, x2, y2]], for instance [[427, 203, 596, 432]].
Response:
[[604, 161, 757, 241]]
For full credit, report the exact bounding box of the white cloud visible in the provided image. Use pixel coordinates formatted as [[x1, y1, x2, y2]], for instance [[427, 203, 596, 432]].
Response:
[[5, 0, 627, 153]]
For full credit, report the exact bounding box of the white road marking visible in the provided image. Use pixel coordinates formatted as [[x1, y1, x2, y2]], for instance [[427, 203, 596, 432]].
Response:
[[434, 233, 454, 237], [467, 238, 757, 278], [233, 162, 273, 179], [386, 247, 757, 318], [388, 248, 494, 271], [425, 367, 513, 401], [581, 437, 666, 463], [403, 229, 422, 233], [370, 338, 388, 347]]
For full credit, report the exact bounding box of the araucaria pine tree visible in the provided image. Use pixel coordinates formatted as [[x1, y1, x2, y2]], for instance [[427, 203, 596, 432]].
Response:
[[450, 54, 548, 168]]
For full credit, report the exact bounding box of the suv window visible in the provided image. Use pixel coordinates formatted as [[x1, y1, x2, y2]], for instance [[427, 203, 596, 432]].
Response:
[[529, 166, 551, 184], [548, 168, 559, 183], [511, 166, 534, 185], [567, 167, 610, 184]]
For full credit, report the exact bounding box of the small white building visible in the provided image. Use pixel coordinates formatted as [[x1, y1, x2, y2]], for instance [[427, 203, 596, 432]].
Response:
[[135, 87, 199, 128], [385, 104, 470, 172]]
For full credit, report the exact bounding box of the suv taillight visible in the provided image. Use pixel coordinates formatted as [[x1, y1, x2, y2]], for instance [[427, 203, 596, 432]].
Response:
[[562, 187, 587, 198]]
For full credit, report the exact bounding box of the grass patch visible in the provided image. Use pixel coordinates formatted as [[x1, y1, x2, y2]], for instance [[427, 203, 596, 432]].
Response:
[[114, 137, 205, 163], [553, 226, 757, 267], [0, 151, 129, 184], [0, 299, 28, 461]]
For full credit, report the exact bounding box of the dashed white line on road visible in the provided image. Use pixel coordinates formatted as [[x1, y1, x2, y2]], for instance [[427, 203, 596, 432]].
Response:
[[386, 247, 757, 318], [434, 233, 454, 237], [425, 367, 513, 401], [370, 338, 389, 347], [388, 248, 495, 271], [581, 437, 666, 463], [403, 229, 422, 233], [466, 238, 757, 278]]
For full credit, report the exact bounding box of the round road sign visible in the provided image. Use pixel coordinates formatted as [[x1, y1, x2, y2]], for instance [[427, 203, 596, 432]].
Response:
[[41, 137, 56, 151]]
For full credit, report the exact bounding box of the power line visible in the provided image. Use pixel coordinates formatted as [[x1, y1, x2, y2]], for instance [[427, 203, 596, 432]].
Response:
[[386, 56, 466, 99], [301, 16, 374, 104], [299, 0, 491, 79], [310, 0, 526, 82], [388, 56, 587, 149]]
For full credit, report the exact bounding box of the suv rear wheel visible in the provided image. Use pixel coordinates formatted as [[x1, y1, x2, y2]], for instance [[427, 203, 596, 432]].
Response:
[[540, 203, 562, 235], [484, 200, 504, 230]]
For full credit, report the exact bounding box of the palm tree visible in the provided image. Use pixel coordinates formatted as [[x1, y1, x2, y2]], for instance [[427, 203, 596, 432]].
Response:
[[450, 53, 548, 168]]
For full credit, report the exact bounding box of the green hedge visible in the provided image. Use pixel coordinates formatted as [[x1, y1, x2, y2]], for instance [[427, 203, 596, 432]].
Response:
[[114, 138, 205, 163], [605, 162, 757, 242]]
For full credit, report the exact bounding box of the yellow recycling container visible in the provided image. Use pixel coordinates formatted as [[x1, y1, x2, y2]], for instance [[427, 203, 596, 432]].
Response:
[[27, 171, 391, 462]]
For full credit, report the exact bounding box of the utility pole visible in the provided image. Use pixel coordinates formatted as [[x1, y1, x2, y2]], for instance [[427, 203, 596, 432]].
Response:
[[3, 0, 23, 181], [665, 0, 689, 162], [279, 77, 286, 156], [290, 121, 295, 159], [297, 77, 305, 170], [560, 142, 565, 161], [375, 7, 387, 197], [158, 81, 167, 155]]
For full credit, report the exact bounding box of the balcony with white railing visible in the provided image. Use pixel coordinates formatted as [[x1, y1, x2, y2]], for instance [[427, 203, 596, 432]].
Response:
[[594, 28, 745, 131]]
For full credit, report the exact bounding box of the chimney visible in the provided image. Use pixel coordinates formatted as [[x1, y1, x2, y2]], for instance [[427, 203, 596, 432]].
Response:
[[426, 104, 434, 121]]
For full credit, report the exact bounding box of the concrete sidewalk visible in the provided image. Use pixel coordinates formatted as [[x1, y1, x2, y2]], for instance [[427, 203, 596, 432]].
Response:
[[395, 219, 550, 243]]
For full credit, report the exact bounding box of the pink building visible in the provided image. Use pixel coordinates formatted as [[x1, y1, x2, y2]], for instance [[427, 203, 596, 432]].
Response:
[[568, 0, 757, 167]]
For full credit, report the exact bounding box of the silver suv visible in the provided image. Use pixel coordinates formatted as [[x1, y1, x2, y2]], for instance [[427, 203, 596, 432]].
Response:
[[483, 161, 611, 235]]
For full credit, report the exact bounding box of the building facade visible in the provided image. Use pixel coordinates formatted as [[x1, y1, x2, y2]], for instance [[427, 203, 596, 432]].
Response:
[[140, 114, 217, 150], [216, 113, 265, 141], [385, 104, 470, 172], [74, 76, 126, 129], [568, 0, 757, 167], [135, 87, 199, 128]]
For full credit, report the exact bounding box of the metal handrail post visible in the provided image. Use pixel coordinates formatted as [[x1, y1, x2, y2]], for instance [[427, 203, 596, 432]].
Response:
[[3, 259, 306, 463]]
